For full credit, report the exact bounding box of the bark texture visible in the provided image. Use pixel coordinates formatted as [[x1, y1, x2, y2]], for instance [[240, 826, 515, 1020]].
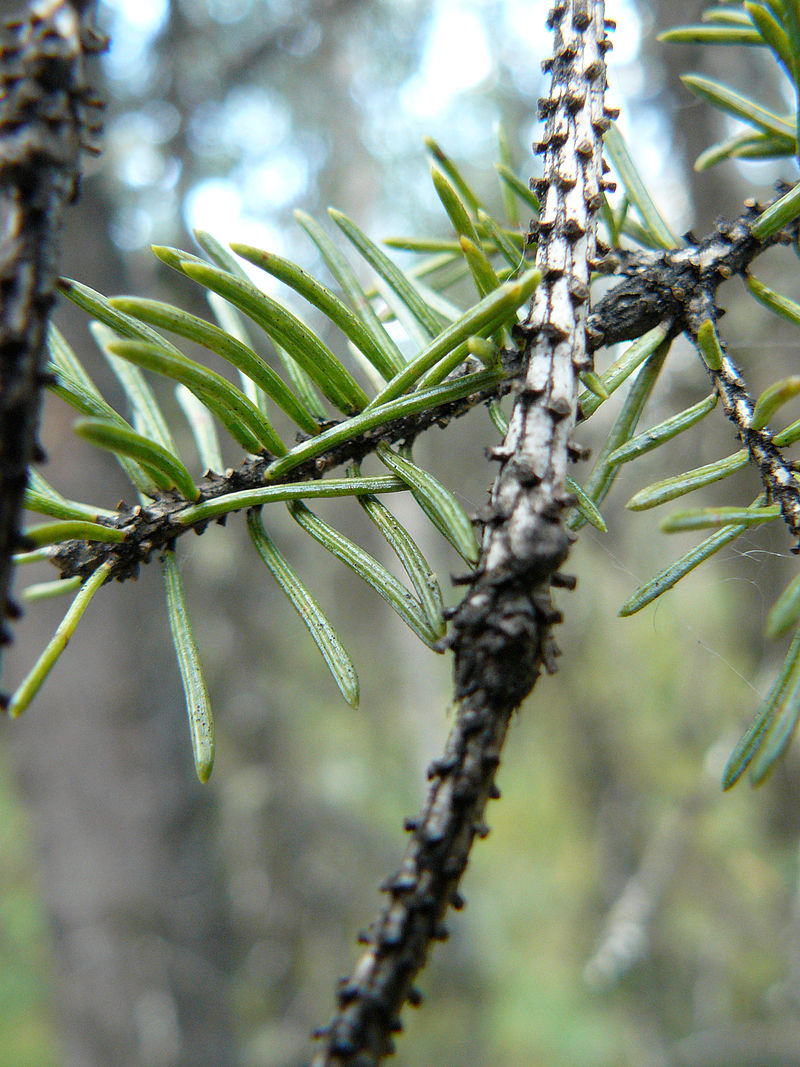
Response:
[[311, 3, 611, 1063], [0, 0, 103, 680]]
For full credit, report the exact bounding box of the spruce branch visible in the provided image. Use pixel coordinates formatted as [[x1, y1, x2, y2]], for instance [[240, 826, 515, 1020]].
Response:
[[310, 3, 611, 1063], [0, 0, 105, 667], [47, 192, 800, 586], [586, 194, 800, 543], [48, 356, 519, 584]]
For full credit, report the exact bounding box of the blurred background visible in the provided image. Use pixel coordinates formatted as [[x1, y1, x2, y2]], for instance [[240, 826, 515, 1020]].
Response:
[[3, 0, 800, 1064]]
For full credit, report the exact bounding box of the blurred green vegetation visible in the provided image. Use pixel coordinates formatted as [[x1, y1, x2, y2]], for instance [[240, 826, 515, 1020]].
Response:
[[0, 757, 59, 1066]]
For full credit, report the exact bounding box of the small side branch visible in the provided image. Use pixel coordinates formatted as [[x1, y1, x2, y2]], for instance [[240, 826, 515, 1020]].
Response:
[[688, 312, 800, 543], [586, 197, 800, 543], [0, 0, 105, 664], [48, 352, 524, 584]]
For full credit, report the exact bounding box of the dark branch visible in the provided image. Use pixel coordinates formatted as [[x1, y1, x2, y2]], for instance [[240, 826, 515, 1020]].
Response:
[[0, 0, 105, 675], [587, 193, 800, 543], [48, 352, 523, 583], [310, 3, 611, 1062], [586, 192, 798, 349]]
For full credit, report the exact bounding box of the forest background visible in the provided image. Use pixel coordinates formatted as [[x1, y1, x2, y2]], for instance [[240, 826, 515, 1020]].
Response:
[[2, 1, 800, 1065]]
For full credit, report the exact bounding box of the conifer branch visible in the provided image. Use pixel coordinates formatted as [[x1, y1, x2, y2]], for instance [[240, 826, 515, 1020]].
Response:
[[0, 0, 105, 664], [586, 194, 800, 543], [311, 3, 611, 1062], [48, 356, 520, 584]]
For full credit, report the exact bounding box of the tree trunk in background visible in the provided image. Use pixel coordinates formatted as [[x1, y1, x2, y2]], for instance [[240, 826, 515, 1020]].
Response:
[[648, 0, 772, 227]]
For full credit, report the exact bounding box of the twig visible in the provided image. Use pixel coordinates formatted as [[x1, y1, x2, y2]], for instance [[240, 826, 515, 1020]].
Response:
[[48, 353, 524, 583], [310, 3, 611, 1063], [587, 197, 800, 543]]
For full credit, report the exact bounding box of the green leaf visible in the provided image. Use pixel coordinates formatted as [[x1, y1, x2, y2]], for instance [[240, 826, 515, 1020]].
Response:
[[265, 366, 502, 481], [696, 319, 724, 371], [775, 412, 800, 446], [109, 295, 319, 435], [745, 2, 795, 73], [74, 418, 200, 501], [47, 329, 162, 495], [749, 666, 800, 784], [658, 25, 763, 43], [161, 550, 215, 783], [603, 125, 678, 250], [376, 443, 479, 564], [495, 163, 539, 213], [287, 501, 441, 646], [352, 466, 445, 637], [8, 562, 113, 717], [425, 135, 483, 212], [704, 8, 759, 26], [230, 242, 401, 383], [467, 335, 501, 369], [274, 341, 329, 422], [192, 228, 251, 280], [476, 208, 525, 268], [48, 323, 100, 388], [21, 577, 83, 602], [247, 510, 359, 707], [175, 385, 224, 473], [58, 278, 183, 355], [566, 476, 608, 532], [752, 376, 800, 429], [695, 130, 796, 170], [178, 258, 370, 415], [579, 325, 670, 419], [329, 208, 447, 339], [383, 237, 464, 254], [496, 122, 520, 226], [488, 400, 509, 436], [600, 194, 623, 246], [207, 296, 266, 410], [569, 341, 671, 532], [722, 626, 800, 788], [626, 450, 749, 510], [367, 268, 539, 407], [107, 339, 284, 456], [579, 370, 609, 400], [431, 166, 480, 245], [660, 504, 780, 532], [767, 572, 800, 638], [620, 517, 753, 617], [294, 209, 406, 378], [458, 235, 502, 303], [23, 519, 126, 547], [91, 322, 180, 456], [374, 275, 432, 350], [176, 475, 406, 526], [681, 74, 796, 139], [12, 547, 57, 566], [746, 272, 800, 325], [24, 469, 118, 523], [608, 393, 718, 465], [726, 134, 797, 159]]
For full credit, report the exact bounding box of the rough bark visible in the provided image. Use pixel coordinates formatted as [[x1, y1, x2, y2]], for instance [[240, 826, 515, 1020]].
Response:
[[0, 0, 103, 679], [311, 3, 611, 1062]]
